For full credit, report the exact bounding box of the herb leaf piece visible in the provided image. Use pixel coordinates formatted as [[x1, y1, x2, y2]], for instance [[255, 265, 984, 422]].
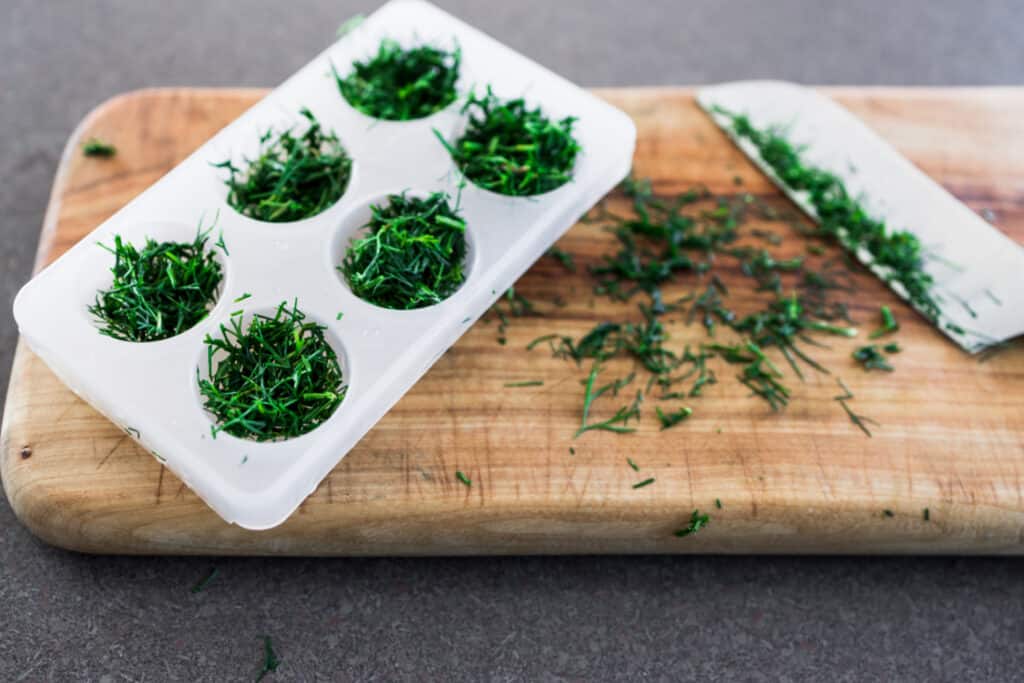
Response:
[[256, 636, 281, 682], [674, 509, 710, 537], [83, 137, 116, 158], [656, 406, 693, 430]]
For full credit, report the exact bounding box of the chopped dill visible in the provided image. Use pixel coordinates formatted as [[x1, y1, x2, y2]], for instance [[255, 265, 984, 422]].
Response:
[[215, 231, 229, 255], [215, 108, 352, 222], [713, 106, 942, 324], [882, 509, 895, 518], [715, 498, 722, 509], [833, 378, 877, 437], [852, 344, 894, 372], [491, 287, 536, 344], [869, 305, 899, 339], [82, 137, 116, 158], [89, 228, 223, 342], [455, 470, 471, 487], [438, 87, 580, 196], [335, 38, 460, 120], [340, 192, 467, 309], [547, 247, 577, 272], [504, 380, 544, 388], [335, 13, 364, 38], [674, 509, 710, 537], [627, 457, 640, 471], [632, 477, 656, 489], [198, 301, 346, 441], [191, 567, 219, 594], [336, 312, 345, 321], [256, 636, 281, 682], [883, 342, 901, 354], [233, 293, 252, 303], [574, 364, 640, 437], [656, 405, 692, 430]]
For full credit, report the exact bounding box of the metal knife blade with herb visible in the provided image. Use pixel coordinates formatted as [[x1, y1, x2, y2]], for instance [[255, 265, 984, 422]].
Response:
[[698, 80, 1024, 352]]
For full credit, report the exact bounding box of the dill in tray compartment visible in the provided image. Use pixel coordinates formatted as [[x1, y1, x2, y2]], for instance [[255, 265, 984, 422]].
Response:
[[89, 230, 223, 342], [438, 87, 580, 197], [198, 301, 346, 441], [334, 38, 460, 120], [340, 192, 468, 310], [215, 108, 352, 223]]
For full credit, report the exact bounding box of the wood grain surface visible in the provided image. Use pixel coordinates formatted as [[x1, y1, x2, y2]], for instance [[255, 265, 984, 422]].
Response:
[[2, 87, 1023, 555]]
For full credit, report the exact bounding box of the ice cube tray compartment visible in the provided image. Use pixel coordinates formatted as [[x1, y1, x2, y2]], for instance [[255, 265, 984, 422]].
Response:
[[12, 0, 636, 529]]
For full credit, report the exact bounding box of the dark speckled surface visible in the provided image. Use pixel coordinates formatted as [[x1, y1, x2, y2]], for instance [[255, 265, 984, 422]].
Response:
[[2, 1, 1023, 680]]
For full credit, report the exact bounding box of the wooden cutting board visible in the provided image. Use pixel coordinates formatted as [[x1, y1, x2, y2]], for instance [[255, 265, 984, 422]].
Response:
[[2, 87, 1023, 555]]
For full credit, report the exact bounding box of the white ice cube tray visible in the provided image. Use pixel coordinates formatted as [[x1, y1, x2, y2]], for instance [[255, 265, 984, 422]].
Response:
[[12, 0, 636, 529]]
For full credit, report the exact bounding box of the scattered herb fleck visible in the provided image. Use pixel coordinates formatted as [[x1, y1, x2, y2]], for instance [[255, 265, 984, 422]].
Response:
[[547, 247, 577, 272], [256, 636, 280, 682], [655, 405, 693, 430], [627, 457, 640, 472], [833, 378, 877, 438], [234, 293, 252, 303], [715, 498, 722, 509], [869, 305, 899, 339], [504, 380, 544, 387], [923, 508, 930, 521], [853, 344, 894, 372], [455, 470, 471, 487], [191, 567, 219, 594], [674, 509, 710, 537], [632, 477, 656, 489], [335, 13, 365, 38], [82, 137, 116, 158], [574, 364, 640, 437], [882, 509, 895, 518]]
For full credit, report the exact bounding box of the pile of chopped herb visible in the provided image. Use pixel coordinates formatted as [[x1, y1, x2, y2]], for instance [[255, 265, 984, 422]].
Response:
[[437, 87, 580, 196], [89, 229, 223, 342], [711, 106, 942, 325], [335, 38, 460, 120], [198, 301, 346, 441], [512, 175, 897, 438], [215, 108, 352, 222], [340, 192, 467, 309]]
